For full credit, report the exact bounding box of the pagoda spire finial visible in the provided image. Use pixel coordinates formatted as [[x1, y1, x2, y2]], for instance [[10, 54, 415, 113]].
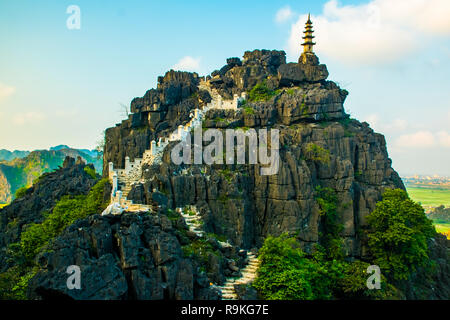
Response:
[[301, 13, 315, 54]]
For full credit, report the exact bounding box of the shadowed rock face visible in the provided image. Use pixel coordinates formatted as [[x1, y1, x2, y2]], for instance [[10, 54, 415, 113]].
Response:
[[28, 213, 220, 300]]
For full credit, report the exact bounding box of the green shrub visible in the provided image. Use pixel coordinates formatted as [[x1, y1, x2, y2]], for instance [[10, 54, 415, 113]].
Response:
[[244, 106, 255, 115], [336, 260, 398, 299], [83, 166, 97, 179], [366, 189, 436, 280], [11, 269, 37, 300], [181, 238, 220, 271], [248, 82, 277, 102], [286, 88, 296, 96], [253, 234, 333, 300], [0, 262, 37, 300], [315, 186, 345, 260], [304, 143, 330, 164], [15, 186, 29, 199], [20, 179, 109, 262]]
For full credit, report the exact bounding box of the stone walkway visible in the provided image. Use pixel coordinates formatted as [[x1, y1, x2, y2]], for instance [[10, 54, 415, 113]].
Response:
[[178, 206, 205, 237], [217, 252, 260, 300], [176, 205, 260, 301], [105, 80, 245, 213]]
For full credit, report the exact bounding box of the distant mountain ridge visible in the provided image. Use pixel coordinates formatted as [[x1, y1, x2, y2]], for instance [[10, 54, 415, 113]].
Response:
[[0, 146, 103, 204], [0, 149, 30, 162]]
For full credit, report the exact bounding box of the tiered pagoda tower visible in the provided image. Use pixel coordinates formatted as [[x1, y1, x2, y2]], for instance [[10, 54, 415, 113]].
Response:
[[301, 13, 316, 54]]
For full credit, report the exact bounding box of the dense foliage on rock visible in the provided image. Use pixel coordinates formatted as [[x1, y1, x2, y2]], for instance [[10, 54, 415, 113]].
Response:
[[253, 233, 397, 300], [366, 189, 436, 281], [254, 189, 448, 300]]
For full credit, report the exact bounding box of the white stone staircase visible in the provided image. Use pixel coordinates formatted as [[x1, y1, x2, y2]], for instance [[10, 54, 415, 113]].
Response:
[[177, 206, 205, 237], [105, 80, 246, 215], [218, 252, 260, 300]]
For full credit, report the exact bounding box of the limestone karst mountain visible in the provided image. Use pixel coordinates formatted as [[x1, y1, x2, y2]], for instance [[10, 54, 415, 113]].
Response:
[[0, 147, 102, 204], [0, 46, 448, 300], [103, 48, 404, 257]]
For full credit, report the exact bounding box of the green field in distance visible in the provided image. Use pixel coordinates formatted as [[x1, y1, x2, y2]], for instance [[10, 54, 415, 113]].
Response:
[[406, 187, 450, 208]]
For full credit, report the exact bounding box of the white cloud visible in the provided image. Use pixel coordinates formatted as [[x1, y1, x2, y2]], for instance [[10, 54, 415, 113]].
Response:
[[287, 0, 450, 65], [395, 130, 450, 148], [363, 114, 407, 133], [0, 83, 16, 101], [437, 131, 450, 147], [55, 109, 79, 118], [385, 119, 408, 132], [171, 56, 201, 72], [275, 6, 294, 24], [395, 131, 436, 148], [363, 114, 380, 128], [13, 112, 46, 125]]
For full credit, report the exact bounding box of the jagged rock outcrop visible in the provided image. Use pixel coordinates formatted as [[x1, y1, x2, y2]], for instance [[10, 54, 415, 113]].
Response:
[[103, 71, 210, 173], [28, 213, 220, 300], [278, 52, 329, 86], [210, 50, 286, 99], [0, 157, 99, 273]]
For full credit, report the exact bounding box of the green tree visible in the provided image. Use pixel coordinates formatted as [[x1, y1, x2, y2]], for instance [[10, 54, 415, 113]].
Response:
[[336, 260, 399, 299], [253, 234, 332, 300], [315, 186, 345, 260], [15, 186, 29, 199], [366, 189, 436, 280], [248, 82, 277, 102], [305, 143, 330, 164]]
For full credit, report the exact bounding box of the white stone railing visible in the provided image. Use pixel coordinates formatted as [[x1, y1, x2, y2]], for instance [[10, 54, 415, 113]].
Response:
[[107, 80, 246, 210]]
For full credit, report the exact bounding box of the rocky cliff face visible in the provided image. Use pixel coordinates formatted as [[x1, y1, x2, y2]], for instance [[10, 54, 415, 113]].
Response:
[[0, 157, 99, 273], [103, 71, 209, 173], [104, 50, 405, 258], [28, 213, 220, 300]]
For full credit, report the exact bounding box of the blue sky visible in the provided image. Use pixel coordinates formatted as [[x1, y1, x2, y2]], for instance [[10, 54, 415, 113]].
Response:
[[0, 0, 449, 176]]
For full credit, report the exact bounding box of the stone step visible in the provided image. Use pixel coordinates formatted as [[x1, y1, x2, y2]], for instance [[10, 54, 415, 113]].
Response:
[[246, 266, 258, 270], [244, 265, 258, 270], [221, 290, 235, 294], [222, 285, 235, 289]]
